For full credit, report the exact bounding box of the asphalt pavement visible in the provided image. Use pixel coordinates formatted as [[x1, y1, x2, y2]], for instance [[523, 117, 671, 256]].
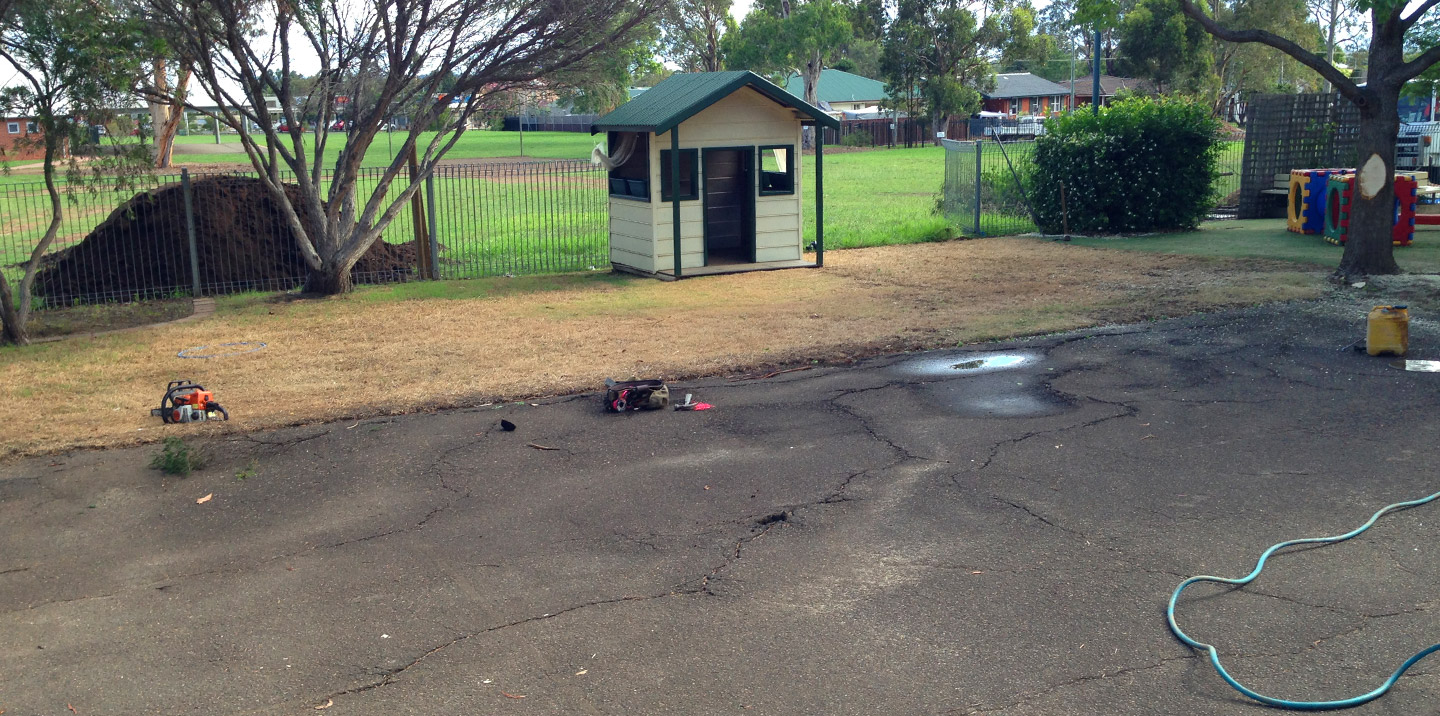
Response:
[[2, 292, 1438, 715]]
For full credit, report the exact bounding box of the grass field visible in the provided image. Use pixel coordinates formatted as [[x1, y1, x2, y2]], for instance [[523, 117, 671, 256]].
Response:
[[0, 238, 1323, 456], [1064, 219, 1440, 274]]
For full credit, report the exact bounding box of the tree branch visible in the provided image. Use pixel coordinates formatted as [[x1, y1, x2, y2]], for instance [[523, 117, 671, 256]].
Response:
[[1399, 43, 1440, 82], [1401, 0, 1439, 30], [1177, 0, 1365, 106]]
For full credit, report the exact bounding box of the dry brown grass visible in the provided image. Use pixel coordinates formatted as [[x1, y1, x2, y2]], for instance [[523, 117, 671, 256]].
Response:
[[0, 238, 1323, 457]]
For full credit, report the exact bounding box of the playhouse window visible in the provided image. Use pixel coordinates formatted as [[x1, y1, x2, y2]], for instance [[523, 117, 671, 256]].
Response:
[[606, 131, 650, 201], [659, 149, 698, 201], [758, 145, 794, 195]]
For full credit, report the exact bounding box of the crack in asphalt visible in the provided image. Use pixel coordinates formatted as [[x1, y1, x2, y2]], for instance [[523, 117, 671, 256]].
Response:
[[945, 654, 1198, 714], [321, 589, 694, 702]]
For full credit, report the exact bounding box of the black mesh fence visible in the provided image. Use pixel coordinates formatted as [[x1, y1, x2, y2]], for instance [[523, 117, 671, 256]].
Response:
[[1, 160, 611, 311]]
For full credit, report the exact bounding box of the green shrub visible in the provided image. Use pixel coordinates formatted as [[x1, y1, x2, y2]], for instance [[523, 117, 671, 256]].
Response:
[[149, 437, 207, 476], [1028, 96, 1220, 234], [841, 132, 874, 148]]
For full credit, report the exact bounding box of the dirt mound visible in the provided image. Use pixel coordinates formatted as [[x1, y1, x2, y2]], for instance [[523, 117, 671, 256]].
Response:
[[36, 176, 415, 300]]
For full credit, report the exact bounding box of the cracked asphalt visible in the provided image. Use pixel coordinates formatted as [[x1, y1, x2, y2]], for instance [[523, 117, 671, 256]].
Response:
[[3, 295, 1439, 715]]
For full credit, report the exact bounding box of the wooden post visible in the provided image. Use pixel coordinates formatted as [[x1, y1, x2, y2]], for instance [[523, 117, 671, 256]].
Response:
[[815, 126, 824, 267], [408, 144, 433, 280], [671, 129, 682, 279]]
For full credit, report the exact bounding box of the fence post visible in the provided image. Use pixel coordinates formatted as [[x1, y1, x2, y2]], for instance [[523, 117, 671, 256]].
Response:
[[407, 145, 433, 279], [973, 141, 983, 236], [425, 172, 440, 279], [181, 168, 202, 297]]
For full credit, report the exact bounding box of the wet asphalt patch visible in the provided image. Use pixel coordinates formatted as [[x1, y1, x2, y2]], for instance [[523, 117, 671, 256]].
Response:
[[891, 350, 1075, 418]]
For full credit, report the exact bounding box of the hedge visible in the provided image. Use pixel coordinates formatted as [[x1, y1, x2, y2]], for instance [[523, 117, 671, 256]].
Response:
[[1029, 96, 1221, 234]]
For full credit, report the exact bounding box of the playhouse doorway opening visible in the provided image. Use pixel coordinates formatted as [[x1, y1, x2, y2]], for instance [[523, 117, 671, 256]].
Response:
[[703, 147, 755, 264]]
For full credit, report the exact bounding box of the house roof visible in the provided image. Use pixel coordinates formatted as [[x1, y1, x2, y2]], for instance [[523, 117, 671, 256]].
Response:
[[783, 69, 889, 104], [594, 71, 839, 134], [1058, 75, 1157, 97], [984, 73, 1071, 99]]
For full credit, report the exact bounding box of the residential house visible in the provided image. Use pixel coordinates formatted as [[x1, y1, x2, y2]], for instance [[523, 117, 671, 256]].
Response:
[[0, 117, 49, 161], [1057, 75, 1156, 109], [981, 73, 1072, 116], [783, 69, 889, 112]]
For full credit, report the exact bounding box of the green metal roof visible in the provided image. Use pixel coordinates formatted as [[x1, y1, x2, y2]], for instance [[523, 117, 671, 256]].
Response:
[[783, 69, 889, 104], [594, 71, 839, 134]]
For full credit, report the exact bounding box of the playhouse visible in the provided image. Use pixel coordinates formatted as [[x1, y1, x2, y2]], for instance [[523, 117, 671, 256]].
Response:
[[592, 71, 840, 278]]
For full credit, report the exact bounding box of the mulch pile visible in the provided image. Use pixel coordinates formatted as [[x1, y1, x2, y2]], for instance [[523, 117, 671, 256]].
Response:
[[36, 176, 416, 300]]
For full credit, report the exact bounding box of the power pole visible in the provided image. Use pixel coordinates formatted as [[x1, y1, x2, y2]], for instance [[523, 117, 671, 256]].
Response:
[[1092, 28, 1101, 115]]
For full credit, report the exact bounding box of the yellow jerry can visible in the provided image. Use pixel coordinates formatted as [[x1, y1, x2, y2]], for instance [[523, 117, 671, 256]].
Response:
[[1367, 305, 1409, 356]]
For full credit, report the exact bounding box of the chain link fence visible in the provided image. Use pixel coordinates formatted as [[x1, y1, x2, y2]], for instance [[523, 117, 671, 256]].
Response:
[[0, 160, 609, 311], [939, 139, 1039, 237]]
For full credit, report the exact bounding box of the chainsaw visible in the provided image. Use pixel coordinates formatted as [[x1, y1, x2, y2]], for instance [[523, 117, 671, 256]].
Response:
[[604, 378, 669, 412], [151, 380, 230, 423]]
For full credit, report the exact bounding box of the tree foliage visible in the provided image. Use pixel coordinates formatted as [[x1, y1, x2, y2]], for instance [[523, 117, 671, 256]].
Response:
[[661, 0, 735, 73], [723, 0, 850, 146], [880, 0, 1040, 143]]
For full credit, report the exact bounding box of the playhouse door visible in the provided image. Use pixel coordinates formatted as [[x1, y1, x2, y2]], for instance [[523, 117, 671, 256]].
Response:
[[702, 148, 755, 264]]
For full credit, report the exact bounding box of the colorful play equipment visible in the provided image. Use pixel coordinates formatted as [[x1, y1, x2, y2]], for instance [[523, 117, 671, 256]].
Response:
[[1286, 169, 1348, 235], [1320, 173, 1419, 247]]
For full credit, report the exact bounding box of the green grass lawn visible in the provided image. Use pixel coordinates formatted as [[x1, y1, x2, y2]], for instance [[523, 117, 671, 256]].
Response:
[[802, 146, 952, 249], [1063, 219, 1440, 274]]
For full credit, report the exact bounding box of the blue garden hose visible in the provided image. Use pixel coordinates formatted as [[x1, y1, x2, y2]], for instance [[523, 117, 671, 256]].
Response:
[[1167, 490, 1440, 710]]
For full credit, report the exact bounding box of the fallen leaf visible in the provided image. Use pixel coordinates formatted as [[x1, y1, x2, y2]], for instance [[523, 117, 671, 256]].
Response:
[[345, 422, 360, 429], [501, 692, 526, 699], [196, 494, 213, 504], [703, 485, 711, 490], [970, 571, 983, 574], [315, 699, 334, 710], [575, 669, 588, 675], [526, 443, 560, 451], [68, 706, 78, 714]]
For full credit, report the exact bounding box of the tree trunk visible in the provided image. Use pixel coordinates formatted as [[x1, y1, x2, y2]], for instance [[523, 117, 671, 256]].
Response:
[[302, 264, 355, 295], [1337, 94, 1402, 279], [154, 68, 191, 169], [801, 51, 822, 149], [0, 271, 28, 346], [931, 108, 946, 146]]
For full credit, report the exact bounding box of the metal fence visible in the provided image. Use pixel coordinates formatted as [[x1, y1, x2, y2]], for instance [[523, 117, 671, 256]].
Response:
[[939, 133, 1248, 236], [939, 139, 1039, 237], [0, 160, 609, 310]]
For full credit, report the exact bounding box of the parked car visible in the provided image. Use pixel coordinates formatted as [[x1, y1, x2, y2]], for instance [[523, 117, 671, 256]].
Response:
[[330, 120, 347, 131]]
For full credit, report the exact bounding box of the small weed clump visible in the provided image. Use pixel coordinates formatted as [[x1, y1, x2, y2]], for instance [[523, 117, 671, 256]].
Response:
[[149, 437, 207, 476]]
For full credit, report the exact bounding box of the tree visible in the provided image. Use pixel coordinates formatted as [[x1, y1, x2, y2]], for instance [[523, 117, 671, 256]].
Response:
[[1116, 0, 1214, 92], [139, 0, 660, 295], [723, 0, 852, 146], [0, 0, 153, 345], [1080, 0, 1440, 278], [1305, 0, 1366, 91], [148, 57, 192, 168], [661, 0, 735, 73], [881, 0, 1038, 145], [559, 28, 668, 114]]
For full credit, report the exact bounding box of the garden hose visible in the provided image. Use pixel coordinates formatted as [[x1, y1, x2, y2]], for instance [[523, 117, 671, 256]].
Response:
[[1167, 489, 1440, 710]]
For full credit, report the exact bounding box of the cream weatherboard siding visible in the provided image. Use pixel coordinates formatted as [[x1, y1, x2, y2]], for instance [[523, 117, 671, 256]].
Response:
[[607, 195, 658, 273], [607, 86, 805, 272]]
